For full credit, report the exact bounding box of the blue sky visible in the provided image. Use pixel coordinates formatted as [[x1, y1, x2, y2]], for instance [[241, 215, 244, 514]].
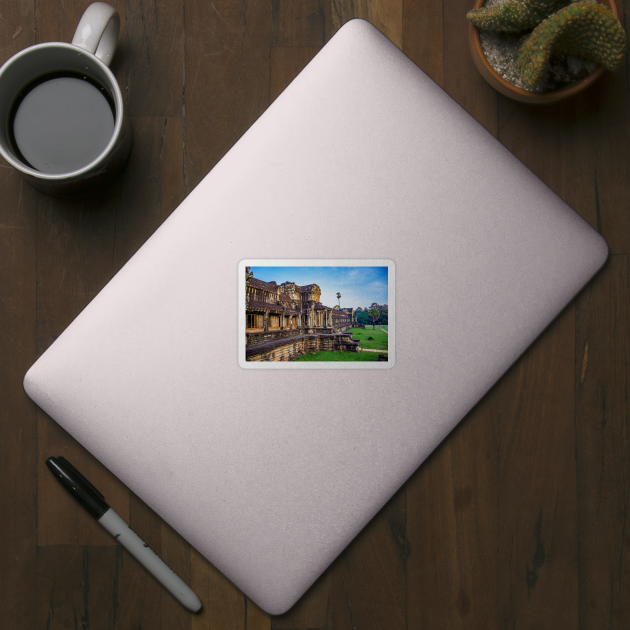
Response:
[[250, 266, 388, 309]]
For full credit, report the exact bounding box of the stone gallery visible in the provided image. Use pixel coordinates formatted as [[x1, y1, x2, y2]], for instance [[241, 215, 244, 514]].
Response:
[[245, 267, 358, 361]]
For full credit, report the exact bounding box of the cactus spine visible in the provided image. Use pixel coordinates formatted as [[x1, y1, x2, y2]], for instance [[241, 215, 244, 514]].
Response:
[[467, 0, 568, 33], [516, 1, 627, 85]]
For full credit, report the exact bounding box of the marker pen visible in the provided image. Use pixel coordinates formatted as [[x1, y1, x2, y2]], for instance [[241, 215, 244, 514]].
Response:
[[46, 456, 202, 613]]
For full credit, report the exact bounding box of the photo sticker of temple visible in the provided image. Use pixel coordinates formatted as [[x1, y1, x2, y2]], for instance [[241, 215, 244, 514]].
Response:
[[244, 264, 390, 363]]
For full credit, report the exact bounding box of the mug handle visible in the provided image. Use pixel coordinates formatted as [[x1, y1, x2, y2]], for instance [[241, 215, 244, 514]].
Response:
[[71, 2, 120, 67]]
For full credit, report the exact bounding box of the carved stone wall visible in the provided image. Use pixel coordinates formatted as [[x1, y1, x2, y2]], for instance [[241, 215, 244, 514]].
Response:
[[246, 332, 360, 361], [246, 325, 353, 348]]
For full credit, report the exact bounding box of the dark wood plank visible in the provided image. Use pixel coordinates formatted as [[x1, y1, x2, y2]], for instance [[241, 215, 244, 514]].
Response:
[[159, 117, 187, 219], [576, 256, 630, 629], [33, 188, 121, 355], [0, 0, 36, 54], [272, 0, 332, 46], [0, 4, 39, 629], [330, 486, 407, 630], [36, 0, 127, 93], [184, 0, 272, 192], [0, 143, 39, 630], [331, 0, 402, 48], [189, 527, 269, 629], [402, 0, 444, 88], [582, 71, 630, 254], [270, 47, 321, 103], [158, 518, 196, 629], [486, 33, 628, 629], [112, 116, 185, 270], [190, 549, 247, 630], [497, 305, 578, 628], [188, 565, 270, 630], [407, 394, 499, 629], [491, 17, 628, 627], [271, 573, 332, 629], [108, 494, 193, 629], [36, 0, 125, 46], [494, 65, 630, 258], [37, 416, 129, 546], [125, 0, 183, 117], [496, 97, 598, 225], [443, 0, 497, 132], [36, 545, 119, 630], [247, 600, 272, 630], [576, 0, 629, 253]]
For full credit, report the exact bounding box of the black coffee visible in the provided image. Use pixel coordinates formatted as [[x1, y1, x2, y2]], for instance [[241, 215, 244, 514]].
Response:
[[10, 73, 115, 174]]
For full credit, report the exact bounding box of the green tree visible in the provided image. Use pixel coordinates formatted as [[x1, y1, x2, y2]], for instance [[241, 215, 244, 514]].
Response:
[[368, 308, 380, 329], [336, 292, 341, 308]]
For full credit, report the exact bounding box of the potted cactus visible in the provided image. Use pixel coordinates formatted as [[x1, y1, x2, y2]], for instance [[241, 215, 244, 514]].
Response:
[[467, 0, 627, 103]]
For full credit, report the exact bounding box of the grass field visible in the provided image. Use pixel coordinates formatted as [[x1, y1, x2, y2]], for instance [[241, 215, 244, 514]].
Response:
[[347, 327, 388, 351], [292, 350, 380, 362]]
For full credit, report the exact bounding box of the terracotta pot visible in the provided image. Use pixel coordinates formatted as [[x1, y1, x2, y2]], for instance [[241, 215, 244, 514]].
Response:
[[468, 0, 619, 103]]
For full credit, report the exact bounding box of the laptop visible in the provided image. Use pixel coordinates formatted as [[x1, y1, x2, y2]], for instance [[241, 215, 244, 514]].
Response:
[[23, 19, 608, 614]]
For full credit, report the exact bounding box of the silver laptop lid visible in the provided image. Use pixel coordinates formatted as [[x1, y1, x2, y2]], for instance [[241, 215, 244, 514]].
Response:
[[24, 19, 607, 614]]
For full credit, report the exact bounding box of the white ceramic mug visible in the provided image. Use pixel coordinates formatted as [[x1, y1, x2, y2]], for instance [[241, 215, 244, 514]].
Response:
[[0, 2, 131, 197]]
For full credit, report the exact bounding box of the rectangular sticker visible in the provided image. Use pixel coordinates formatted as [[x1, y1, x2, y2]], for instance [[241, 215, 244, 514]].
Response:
[[238, 260, 394, 369]]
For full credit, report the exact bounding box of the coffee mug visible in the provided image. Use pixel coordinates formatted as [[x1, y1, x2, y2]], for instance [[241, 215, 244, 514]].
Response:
[[0, 2, 132, 197]]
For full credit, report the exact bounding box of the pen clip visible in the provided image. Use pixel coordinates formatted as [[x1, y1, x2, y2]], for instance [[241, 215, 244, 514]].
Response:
[[54, 456, 106, 501]]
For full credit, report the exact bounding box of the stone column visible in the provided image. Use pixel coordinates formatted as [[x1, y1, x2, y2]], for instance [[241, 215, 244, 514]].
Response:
[[264, 311, 269, 332]]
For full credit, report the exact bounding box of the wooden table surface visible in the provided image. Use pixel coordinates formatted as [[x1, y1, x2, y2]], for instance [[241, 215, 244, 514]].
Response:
[[1, 0, 629, 628]]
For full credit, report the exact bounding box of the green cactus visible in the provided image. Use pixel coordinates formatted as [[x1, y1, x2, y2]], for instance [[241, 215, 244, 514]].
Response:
[[467, 0, 568, 33], [517, 1, 627, 85]]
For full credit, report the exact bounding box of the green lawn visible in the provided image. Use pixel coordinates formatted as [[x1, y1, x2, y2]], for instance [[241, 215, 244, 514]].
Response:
[[293, 350, 380, 362], [347, 327, 388, 351]]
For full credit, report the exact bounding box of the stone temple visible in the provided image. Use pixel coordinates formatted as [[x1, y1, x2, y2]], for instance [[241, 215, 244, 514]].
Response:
[[245, 267, 359, 361]]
